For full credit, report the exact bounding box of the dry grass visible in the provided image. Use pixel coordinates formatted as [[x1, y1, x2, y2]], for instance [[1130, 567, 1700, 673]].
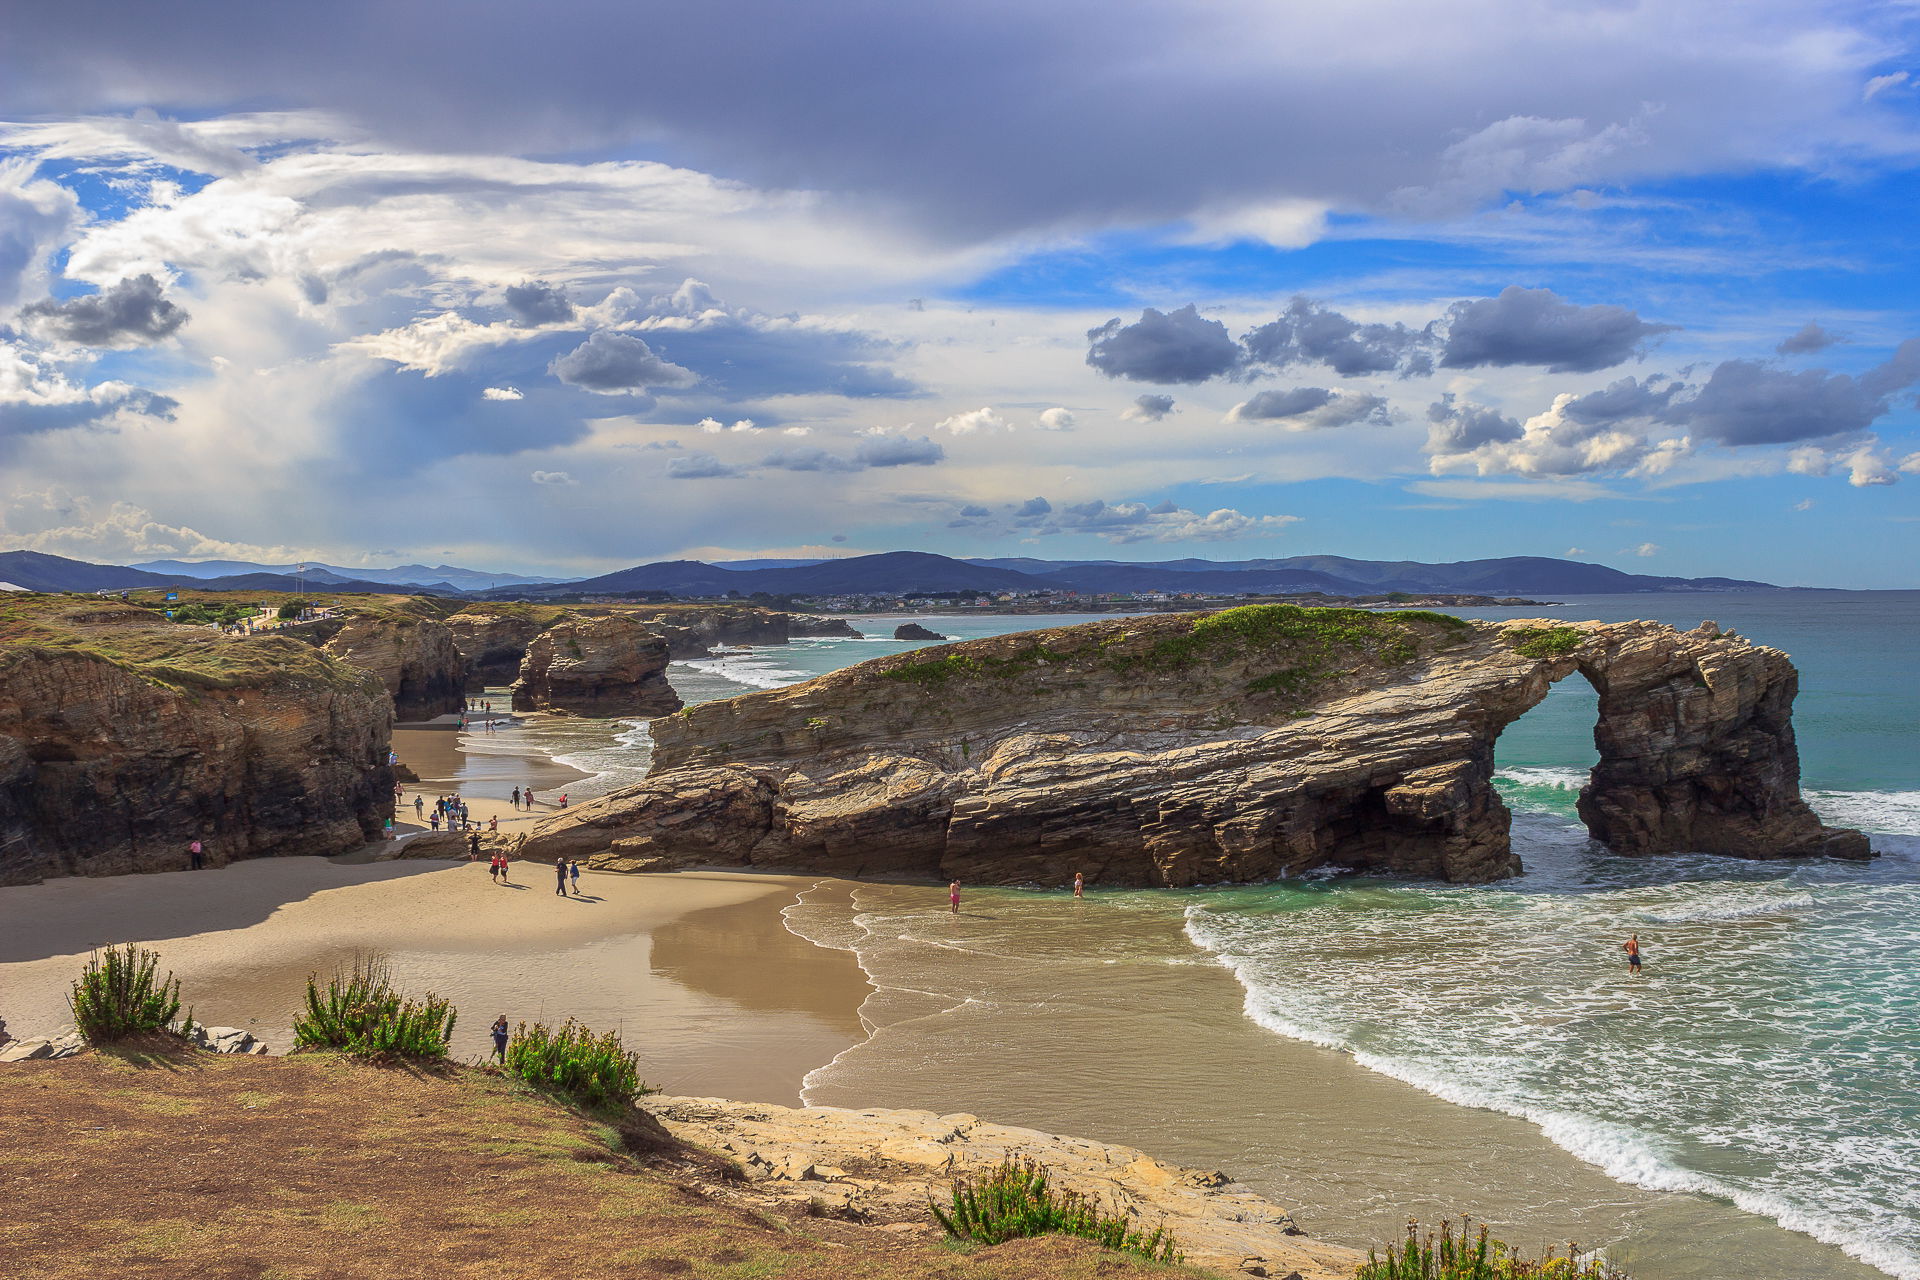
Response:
[[0, 1050, 1213, 1280]]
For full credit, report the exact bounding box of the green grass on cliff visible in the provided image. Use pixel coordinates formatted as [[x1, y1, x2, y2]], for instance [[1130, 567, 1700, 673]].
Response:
[[881, 604, 1471, 703], [1503, 625, 1586, 660]]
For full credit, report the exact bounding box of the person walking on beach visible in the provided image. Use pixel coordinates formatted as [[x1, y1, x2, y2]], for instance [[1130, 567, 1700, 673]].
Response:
[[490, 1015, 509, 1063], [188, 839, 204, 870], [468, 832, 481, 862], [557, 793, 568, 810], [524, 785, 536, 808], [1073, 871, 1084, 899], [949, 879, 961, 914], [413, 794, 424, 820], [554, 860, 568, 896], [569, 860, 581, 895], [511, 786, 521, 809], [1624, 933, 1644, 976], [429, 812, 440, 832]]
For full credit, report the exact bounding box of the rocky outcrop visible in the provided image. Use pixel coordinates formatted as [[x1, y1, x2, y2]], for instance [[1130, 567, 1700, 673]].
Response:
[[625, 606, 793, 658], [521, 607, 1865, 885], [320, 615, 467, 720], [0, 602, 393, 885], [446, 609, 550, 690], [893, 622, 947, 641], [0, 1026, 268, 1060], [647, 1095, 1365, 1280], [789, 615, 865, 639], [511, 615, 682, 717]]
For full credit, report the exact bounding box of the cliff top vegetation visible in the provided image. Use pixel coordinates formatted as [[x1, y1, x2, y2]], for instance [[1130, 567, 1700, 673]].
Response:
[[1, 1051, 1214, 1280]]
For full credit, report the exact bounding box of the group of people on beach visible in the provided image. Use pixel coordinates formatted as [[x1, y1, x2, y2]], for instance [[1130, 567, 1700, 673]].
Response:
[[421, 794, 474, 831], [507, 785, 565, 810]]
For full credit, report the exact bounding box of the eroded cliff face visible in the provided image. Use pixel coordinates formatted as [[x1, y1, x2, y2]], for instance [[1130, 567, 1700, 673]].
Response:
[[520, 607, 1866, 885], [446, 610, 549, 690], [511, 615, 682, 717], [319, 615, 467, 721], [0, 605, 393, 885]]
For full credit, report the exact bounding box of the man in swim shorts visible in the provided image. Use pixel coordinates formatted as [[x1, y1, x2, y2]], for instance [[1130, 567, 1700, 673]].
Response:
[[1623, 933, 1643, 975]]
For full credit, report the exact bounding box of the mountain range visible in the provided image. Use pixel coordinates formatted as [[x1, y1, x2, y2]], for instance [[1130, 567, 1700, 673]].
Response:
[[0, 547, 1782, 601]]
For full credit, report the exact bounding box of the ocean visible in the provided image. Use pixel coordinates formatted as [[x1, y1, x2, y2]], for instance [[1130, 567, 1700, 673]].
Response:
[[492, 594, 1920, 1279]]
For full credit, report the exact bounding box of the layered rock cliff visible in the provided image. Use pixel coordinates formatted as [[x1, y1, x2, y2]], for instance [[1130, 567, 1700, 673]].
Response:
[[511, 615, 682, 717], [520, 606, 1866, 884], [445, 607, 555, 690], [317, 614, 467, 721], [0, 600, 393, 885]]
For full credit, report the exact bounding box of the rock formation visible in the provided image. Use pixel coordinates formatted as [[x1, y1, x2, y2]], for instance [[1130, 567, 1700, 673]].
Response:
[[647, 1095, 1365, 1280], [625, 605, 792, 658], [789, 615, 865, 640], [511, 615, 682, 717], [521, 606, 1866, 884], [317, 614, 467, 720], [446, 607, 552, 690], [893, 622, 947, 641], [0, 600, 393, 885]]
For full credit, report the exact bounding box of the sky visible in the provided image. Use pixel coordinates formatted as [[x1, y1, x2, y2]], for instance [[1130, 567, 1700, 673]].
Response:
[[1, 2, 1918, 587]]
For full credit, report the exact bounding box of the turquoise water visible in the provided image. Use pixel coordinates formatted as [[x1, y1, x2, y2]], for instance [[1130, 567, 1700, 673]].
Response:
[[570, 594, 1920, 1277]]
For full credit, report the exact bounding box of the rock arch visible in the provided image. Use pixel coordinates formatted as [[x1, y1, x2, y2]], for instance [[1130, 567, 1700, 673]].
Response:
[[518, 610, 1869, 883]]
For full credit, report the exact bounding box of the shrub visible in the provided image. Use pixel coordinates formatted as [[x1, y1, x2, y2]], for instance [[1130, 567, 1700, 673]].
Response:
[[1505, 626, 1585, 660], [293, 958, 455, 1061], [276, 598, 312, 620], [930, 1158, 1182, 1264], [1358, 1218, 1629, 1280], [503, 1018, 651, 1113], [69, 945, 194, 1043]]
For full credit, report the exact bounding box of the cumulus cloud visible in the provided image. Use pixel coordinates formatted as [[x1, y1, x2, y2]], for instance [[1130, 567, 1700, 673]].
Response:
[[0, 342, 178, 438], [20, 273, 188, 346], [1424, 394, 1523, 453], [1242, 298, 1433, 378], [1228, 386, 1390, 429], [503, 279, 574, 327], [1777, 321, 1841, 355], [1684, 359, 1892, 445], [1085, 305, 1241, 384], [0, 496, 297, 562], [1006, 496, 1299, 544], [1426, 390, 1662, 478], [482, 385, 523, 400], [934, 406, 1010, 434], [530, 469, 575, 485], [1036, 407, 1075, 431], [0, 158, 82, 310], [852, 434, 944, 467], [698, 417, 756, 433], [1633, 541, 1660, 557], [549, 331, 697, 394], [666, 451, 743, 479], [1121, 394, 1174, 422], [1438, 286, 1671, 374]]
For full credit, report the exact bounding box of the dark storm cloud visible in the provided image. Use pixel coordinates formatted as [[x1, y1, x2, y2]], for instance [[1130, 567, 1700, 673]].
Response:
[[1086, 306, 1241, 384], [1425, 393, 1523, 452], [1230, 385, 1390, 428], [1681, 360, 1893, 446], [1776, 321, 1842, 356], [852, 434, 944, 467], [1123, 394, 1175, 422], [503, 280, 574, 327], [548, 331, 697, 393], [0, 2, 1894, 241], [1557, 375, 1687, 425], [21, 274, 188, 346], [1438, 286, 1672, 374], [1242, 298, 1434, 379]]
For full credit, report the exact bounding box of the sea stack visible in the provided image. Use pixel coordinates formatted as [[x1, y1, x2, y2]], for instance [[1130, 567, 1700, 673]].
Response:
[[511, 615, 682, 717], [893, 622, 948, 641]]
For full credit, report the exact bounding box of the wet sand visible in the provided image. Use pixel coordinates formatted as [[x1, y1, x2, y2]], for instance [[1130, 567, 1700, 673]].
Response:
[[0, 860, 870, 1103], [391, 718, 588, 835]]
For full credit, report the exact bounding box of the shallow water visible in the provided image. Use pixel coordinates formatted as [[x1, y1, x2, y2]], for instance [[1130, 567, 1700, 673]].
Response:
[[554, 593, 1920, 1278]]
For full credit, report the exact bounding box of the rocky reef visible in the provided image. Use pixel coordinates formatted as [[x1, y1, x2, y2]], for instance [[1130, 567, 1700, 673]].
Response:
[[788, 614, 865, 640], [521, 606, 1866, 884], [0, 599, 393, 885], [893, 622, 947, 641], [511, 615, 682, 717]]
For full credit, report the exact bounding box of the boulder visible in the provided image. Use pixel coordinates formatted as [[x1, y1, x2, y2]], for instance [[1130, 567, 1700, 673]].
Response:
[[511, 616, 682, 717], [188, 1025, 270, 1055], [0, 1032, 86, 1062], [520, 608, 1865, 885], [893, 623, 947, 641]]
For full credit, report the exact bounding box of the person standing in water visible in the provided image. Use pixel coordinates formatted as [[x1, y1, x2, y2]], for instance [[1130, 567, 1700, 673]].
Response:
[[949, 879, 961, 914], [1623, 933, 1644, 976], [1073, 871, 1084, 899], [490, 1015, 509, 1063]]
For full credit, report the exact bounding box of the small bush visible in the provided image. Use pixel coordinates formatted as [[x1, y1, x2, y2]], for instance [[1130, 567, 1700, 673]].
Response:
[[69, 945, 194, 1044], [1505, 626, 1584, 660], [276, 598, 312, 620], [1359, 1218, 1629, 1280], [930, 1158, 1182, 1264], [293, 958, 455, 1061], [504, 1018, 651, 1113]]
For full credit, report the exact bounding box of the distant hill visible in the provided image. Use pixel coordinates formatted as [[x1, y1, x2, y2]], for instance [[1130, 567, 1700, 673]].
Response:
[[130, 558, 556, 592], [0, 551, 454, 597], [513, 551, 1040, 599]]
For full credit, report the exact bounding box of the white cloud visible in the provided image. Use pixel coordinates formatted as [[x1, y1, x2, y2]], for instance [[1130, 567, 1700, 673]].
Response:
[[1790, 499, 1814, 512], [483, 385, 523, 400], [1865, 71, 1909, 101], [1565, 546, 1586, 556], [530, 470, 575, 485], [934, 406, 1010, 434], [1036, 406, 1075, 431], [1633, 541, 1661, 557]]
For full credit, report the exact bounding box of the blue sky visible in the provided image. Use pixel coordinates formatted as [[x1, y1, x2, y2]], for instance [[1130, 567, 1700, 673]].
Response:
[[0, 1, 1917, 586]]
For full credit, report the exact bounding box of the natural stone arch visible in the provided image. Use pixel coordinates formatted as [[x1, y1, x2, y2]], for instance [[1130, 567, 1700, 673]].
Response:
[[517, 609, 1869, 884]]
